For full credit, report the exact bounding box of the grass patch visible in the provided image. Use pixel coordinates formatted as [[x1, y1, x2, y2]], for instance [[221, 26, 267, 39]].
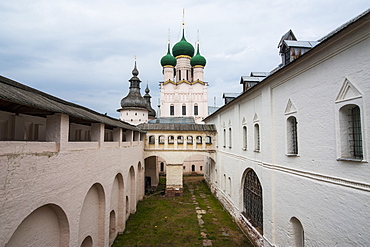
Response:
[[113, 176, 254, 247]]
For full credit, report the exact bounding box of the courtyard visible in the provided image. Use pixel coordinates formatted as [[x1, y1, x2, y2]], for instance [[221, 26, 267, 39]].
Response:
[[113, 176, 254, 247]]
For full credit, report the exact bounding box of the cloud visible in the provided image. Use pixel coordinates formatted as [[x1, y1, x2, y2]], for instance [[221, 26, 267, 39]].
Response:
[[0, 1, 369, 116]]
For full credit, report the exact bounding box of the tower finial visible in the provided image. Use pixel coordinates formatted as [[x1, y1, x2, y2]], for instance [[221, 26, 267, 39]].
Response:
[[168, 28, 171, 43], [182, 8, 185, 27]]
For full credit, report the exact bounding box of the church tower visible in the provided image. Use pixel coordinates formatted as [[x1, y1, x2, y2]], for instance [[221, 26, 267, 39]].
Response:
[[159, 24, 208, 123], [118, 61, 155, 125]]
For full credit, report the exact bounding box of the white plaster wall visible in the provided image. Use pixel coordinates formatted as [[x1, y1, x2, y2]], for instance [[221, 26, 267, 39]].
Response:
[[204, 20, 370, 246], [119, 108, 148, 125], [0, 136, 145, 246]]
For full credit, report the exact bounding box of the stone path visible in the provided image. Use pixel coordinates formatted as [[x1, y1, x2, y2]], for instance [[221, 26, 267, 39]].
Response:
[[189, 182, 233, 246]]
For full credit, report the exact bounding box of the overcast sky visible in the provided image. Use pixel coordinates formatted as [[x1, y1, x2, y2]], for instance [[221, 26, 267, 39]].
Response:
[[1, 1, 369, 117]]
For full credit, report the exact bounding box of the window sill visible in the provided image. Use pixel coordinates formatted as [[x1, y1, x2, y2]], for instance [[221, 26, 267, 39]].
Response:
[[242, 148, 247, 151], [337, 158, 367, 162], [286, 154, 299, 157], [254, 150, 260, 153]]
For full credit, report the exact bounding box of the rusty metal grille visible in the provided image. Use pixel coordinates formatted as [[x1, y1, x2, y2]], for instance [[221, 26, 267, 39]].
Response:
[[350, 106, 363, 159], [243, 169, 263, 233]]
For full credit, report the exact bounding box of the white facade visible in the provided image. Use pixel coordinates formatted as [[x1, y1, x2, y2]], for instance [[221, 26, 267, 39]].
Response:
[[204, 11, 370, 247], [0, 80, 146, 246], [160, 40, 208, 123], [119, 108, 148, 125]]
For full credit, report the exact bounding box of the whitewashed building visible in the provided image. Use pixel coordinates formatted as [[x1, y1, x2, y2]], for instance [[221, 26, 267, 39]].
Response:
[[0, 75, 146, 246], [204, 10, 370, 247], [159, 25, 208, 123]]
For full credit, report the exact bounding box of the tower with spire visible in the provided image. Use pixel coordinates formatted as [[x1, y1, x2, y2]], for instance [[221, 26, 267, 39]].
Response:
[[159, 22, 208, 123], [118, 60, 155, 125]]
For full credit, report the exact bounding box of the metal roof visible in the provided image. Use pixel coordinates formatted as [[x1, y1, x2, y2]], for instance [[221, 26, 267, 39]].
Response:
[[284, 40, 319, 49], [148, 117, 196, 124], [222, 93, 241, 98], [138, 122, 217, 132], [0, 75, 144, 132], [250, 72, 269, 77], [240, 76, 264, 84]]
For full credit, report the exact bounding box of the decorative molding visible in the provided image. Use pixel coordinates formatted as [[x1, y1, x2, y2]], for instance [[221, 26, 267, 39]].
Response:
[[284, 99, 297, 115], [218, 151, 370, 192], [335, 77, 362, 103]]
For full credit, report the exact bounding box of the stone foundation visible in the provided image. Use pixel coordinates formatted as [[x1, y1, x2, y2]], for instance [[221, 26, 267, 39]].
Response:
[[165, 187, 183, 197]]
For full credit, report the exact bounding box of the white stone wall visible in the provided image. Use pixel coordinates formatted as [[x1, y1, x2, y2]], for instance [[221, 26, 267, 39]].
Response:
[[0, 113, 145, 246], [204, 18, 370, 246], [119, 108, 148, 126]]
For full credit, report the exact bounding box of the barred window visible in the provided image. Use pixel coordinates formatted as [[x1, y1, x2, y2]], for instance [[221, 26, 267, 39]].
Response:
[[287, 116, 298, 155], [339, 105, 363, 160], [254, 124, 260, 151], [243, 169, 263, 233]]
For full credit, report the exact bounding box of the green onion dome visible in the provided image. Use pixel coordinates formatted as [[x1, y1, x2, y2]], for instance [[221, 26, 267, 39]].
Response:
[[160, 42, 177, 67], [191, 43, 206, 67], [172, 29, 194, 58]]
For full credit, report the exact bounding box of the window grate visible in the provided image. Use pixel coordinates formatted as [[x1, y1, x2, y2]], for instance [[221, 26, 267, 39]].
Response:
[[349, 106, 363, 159], [243, 170, 263, 233], [290, 117, 298, 154]]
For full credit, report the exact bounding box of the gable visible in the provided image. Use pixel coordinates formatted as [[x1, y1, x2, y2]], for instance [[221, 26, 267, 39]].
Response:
[[335, 78, 362, 102], [285, 99, 297, 115]]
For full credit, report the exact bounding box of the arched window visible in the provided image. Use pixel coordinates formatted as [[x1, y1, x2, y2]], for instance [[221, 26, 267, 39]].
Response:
[[168, 135, 174, 144], [254, 124, 260, 151], [148, 135, 155, 144], [339, 105, 363, 159], [196, 136, 202, 144], [158, 135, 165, 144], [187, 136, 193, 144], [177, 136, 184, 144], [243, 126, 247, 150], [290, 217, 304, 247], [287, 116, 298, 155], [182, 104, 186, 115], [243, 169, 263, 233], [160, 162, 164, 172], [192, 164, 195, 172], [205, 136, 212, 144], [223, 129, 226, 148], [194, 103, 199, 116], [170, 104, 174, 116]]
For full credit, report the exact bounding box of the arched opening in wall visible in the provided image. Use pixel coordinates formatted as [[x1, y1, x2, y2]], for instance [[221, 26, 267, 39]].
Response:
[[194, 103, 199, 116], [187, 135, 193, 144], [111, 173, 124, 233], [182, 154, 207, 175], [148, 135, 155, 144], [81, 236, 93, 247], [168, 135, 175, 144], [242, 169, 263, 234], [78, 183, 105, 247], [182, 104, 186, 115], [145, 155, 167, 193], [129, 166, 136, 214], [290, 217, 304, 247], [6, 204, 69, 247], [205, 136, 212, 144], [109, 210, 116, 246], [177, 135, 184, 144], [158, 135, 165, 144]]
